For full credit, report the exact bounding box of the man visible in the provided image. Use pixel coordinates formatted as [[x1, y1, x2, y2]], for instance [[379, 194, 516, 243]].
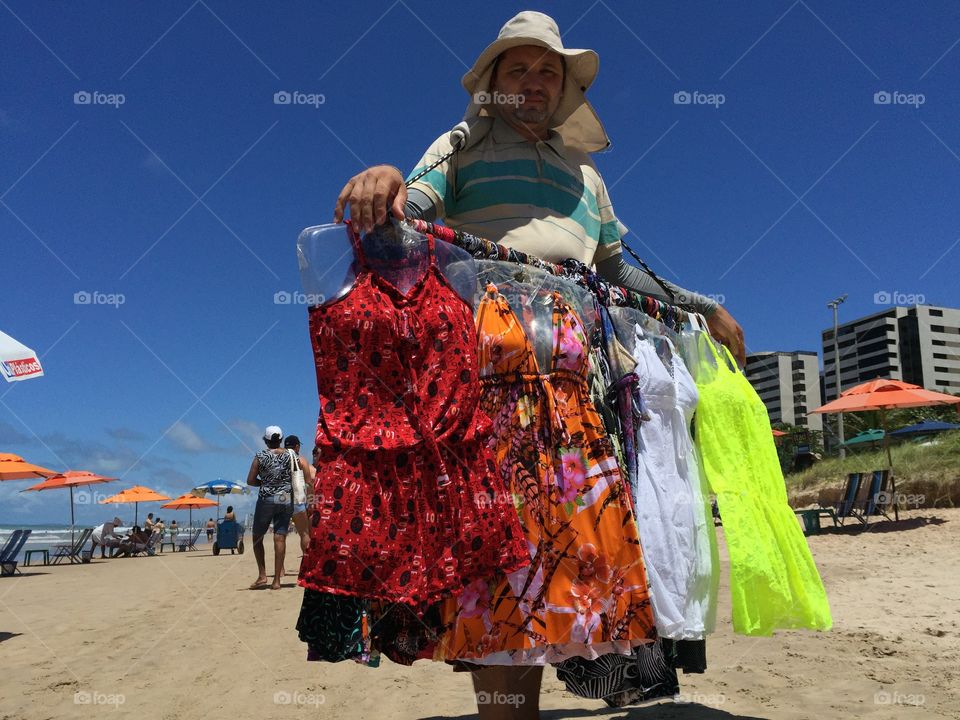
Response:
[[334, 12, 745, 367], [143, 513, 156, 533], [283, 434, 316, 553], [246, 425, 296, 590], [332, 12, 745, 719], [90, 517, 124, 558]]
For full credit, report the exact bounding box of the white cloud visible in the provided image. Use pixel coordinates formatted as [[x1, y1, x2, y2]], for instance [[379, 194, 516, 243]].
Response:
[[166, 421, 215, 453], [226, 418, 263, 454]]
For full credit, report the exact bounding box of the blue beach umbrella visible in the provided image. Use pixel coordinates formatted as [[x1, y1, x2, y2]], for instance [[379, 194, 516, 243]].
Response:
[[889, 419, 960, 437], [191, 479, 249, 519]]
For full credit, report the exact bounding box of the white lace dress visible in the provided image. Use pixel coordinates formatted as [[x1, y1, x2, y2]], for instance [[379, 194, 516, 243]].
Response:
[[630, 327, 716, 639]]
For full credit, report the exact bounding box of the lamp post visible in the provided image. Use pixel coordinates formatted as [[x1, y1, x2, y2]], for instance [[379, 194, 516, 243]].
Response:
[[827, 294, 848, 458]]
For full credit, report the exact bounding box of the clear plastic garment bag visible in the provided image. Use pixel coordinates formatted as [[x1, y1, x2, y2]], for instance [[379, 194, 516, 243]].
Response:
[[297, 220, 477, 308], [474, 259, 595, 369]]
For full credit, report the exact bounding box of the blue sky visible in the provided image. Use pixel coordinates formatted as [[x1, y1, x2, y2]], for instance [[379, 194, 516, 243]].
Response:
[[2, 0, 959, 524]]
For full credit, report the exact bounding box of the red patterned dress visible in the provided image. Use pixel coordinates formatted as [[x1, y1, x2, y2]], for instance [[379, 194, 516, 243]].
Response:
[[298, 225, 529, 607]]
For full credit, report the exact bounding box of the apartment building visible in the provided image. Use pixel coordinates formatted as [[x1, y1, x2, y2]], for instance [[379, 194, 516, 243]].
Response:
[[821, 305, 960, 400], [744, 351, 823, 432]]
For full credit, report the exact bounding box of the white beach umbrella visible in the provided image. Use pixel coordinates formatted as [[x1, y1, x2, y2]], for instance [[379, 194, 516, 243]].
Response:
[[0, 330, 44, 382]]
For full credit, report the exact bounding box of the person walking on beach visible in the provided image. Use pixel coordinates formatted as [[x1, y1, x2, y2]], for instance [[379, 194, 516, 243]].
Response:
[[283, 434, 316, 553], [332, 10, 748, 719], [206, 518, 215, 542], [246, 425, 298, 590]]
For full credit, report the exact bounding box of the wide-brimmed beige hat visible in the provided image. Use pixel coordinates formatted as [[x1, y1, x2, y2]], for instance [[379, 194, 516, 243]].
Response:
[[461, 11, 610, 153]]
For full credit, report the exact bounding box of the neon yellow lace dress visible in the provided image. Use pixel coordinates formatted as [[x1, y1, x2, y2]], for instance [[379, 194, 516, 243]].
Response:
[[692, 333, 831, 636]]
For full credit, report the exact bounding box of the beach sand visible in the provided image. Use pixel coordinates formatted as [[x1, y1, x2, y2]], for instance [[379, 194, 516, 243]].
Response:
[[1, 508, 958, 720]]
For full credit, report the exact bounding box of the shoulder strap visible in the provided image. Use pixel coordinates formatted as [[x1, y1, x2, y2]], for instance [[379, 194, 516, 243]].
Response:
[[346, 220, 368, 269], [700, 332, 738, 373], [424, 231, 437, 267]]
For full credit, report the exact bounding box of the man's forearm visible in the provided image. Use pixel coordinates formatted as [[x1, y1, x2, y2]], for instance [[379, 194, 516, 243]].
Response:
[[403, 187, 438, 222], [594, 255, 718, 317]]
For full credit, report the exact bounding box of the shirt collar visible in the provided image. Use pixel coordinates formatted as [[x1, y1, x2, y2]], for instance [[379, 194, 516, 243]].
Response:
[[490, 116, 567, 156]]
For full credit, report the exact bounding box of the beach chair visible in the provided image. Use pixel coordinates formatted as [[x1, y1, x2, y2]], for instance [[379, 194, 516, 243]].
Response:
[[0, 529, 31, 576], [50, 528, 93, 565], [0, 530, 22, 565], [816, 473, 863, 526], [861, 470, 898, 524], [132, 531, 160, 557], [177, 528, 202, 552], [846, 473, 877, 525]]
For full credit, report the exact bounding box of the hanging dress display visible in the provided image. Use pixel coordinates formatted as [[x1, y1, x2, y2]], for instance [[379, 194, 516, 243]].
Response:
[[293, 217, 833, 685], [690, 331, 832, 636], [434, 283, 657, 666]]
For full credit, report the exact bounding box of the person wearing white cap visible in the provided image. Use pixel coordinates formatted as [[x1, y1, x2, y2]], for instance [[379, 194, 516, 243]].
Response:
[[333, 10, 746, 368], [90, 517, 124, 558], [246, 424, 309, 590]]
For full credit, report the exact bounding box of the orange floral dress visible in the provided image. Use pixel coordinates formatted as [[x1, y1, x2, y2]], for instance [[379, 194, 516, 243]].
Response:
[[434, 284, 656, 665]]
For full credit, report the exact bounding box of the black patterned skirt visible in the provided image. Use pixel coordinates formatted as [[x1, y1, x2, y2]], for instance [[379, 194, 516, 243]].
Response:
[[296, 589, 446, 667]]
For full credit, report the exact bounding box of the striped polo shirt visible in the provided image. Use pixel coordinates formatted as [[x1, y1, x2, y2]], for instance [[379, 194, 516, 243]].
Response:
[[406, 118, 622, 265]]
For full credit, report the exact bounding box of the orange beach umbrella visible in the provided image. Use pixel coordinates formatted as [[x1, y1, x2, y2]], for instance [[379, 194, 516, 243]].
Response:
[[22, 470, 117, 542], [101, 485, 171, 526], [161, 493, 217, 532], [0, 453, 58, 481], [813, 379, 960, 415]]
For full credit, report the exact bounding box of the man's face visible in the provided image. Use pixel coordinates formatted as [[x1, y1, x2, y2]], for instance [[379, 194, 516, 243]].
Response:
[[491, 45, 564, 131]]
